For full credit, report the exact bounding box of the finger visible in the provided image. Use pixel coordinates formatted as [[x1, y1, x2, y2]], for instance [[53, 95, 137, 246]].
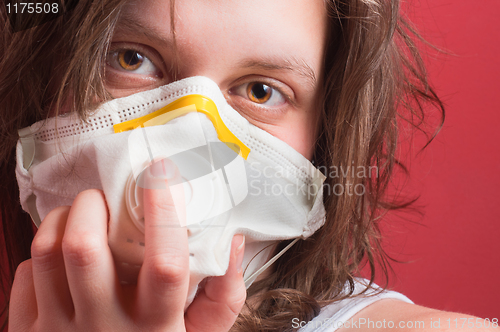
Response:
[[136, 159, 189, 325], [31, 206, 73, 320], [9, 260, 37, 330], [185, 235, 246, 332], [62, 189, 118, 318]]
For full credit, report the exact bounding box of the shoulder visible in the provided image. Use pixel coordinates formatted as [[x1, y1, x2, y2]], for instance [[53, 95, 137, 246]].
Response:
[[336, 299, 499, 332]]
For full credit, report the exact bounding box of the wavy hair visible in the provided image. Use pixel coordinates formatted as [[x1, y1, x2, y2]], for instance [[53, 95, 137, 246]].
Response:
[[0, 0, 444, 331]]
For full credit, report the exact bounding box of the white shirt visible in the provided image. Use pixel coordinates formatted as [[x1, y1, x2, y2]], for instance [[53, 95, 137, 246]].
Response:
[[297, 279, 413, 331]]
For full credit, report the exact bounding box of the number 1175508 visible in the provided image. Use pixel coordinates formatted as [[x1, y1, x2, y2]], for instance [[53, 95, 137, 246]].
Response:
[[446, 318, 498, 329], [5, 2, 59, 14]]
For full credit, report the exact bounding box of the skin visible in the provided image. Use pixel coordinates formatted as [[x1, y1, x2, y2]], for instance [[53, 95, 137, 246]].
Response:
[[105, 0, 326, 160], [8, 0, 498, 331]]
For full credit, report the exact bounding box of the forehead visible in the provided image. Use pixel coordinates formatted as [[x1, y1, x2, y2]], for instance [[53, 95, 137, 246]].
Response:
[[118, 0, 328, 79]]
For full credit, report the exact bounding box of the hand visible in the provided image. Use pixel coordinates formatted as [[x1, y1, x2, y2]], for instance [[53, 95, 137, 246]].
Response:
[[9, 163, 246, 331]]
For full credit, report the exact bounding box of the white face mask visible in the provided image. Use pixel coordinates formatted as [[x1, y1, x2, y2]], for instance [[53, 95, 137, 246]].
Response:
[[15, 76, 326, 308]]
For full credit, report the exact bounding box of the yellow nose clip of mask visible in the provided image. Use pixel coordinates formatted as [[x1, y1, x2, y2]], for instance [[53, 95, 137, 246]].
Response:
[[113, 94, 250, 159]]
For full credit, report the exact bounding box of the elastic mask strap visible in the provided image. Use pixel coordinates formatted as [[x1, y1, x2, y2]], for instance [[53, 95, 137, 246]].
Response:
[[26, 194, 42, 227], [244, 238, 299, 288], [18, 128, 42, 227], [18, 128, 35, 170]]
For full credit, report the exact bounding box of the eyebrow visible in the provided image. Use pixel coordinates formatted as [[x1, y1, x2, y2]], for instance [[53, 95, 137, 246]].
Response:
[[238, 58, 317, 90], [115, 16, 318, 89], [115, 16, 175, 48]]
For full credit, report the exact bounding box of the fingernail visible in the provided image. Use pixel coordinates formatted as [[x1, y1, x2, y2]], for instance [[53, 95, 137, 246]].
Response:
[[149, 159, 176, 179], [232, 234, 245, 274]]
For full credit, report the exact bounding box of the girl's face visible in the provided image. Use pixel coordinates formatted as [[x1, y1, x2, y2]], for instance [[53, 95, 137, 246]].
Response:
[[106, 0, 328, 159]]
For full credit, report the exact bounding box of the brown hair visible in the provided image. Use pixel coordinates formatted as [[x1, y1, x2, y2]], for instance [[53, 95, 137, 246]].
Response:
[[0, 0, 444, 331]]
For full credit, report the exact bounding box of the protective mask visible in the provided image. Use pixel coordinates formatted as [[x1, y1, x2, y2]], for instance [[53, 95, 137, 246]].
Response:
[[15, 76, 326, 308]]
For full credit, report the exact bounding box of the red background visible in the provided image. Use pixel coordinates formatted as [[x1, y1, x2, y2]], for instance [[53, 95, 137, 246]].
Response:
[[381, 0, 500, 319]]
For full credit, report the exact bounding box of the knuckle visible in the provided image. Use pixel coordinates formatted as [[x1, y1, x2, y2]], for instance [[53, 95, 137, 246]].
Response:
[[145, 255, 188, 285], [227, 283, 247, 316], [231, 291, 247, 314], [61, 234, 103, 267], [31, 206, 68, 269], [14, 260, 33, 280], [31, 234, 61, 265], [43, 205, 71, 222]]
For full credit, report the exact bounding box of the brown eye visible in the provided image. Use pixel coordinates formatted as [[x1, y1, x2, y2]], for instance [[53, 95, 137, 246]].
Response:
[[247, 82, 273, 104], [118, 50, 144, 71], [232, 81, 287, 107]]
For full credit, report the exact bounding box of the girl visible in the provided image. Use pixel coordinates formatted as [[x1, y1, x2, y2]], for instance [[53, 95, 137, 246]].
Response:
[[0, 0, 496, 331]]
